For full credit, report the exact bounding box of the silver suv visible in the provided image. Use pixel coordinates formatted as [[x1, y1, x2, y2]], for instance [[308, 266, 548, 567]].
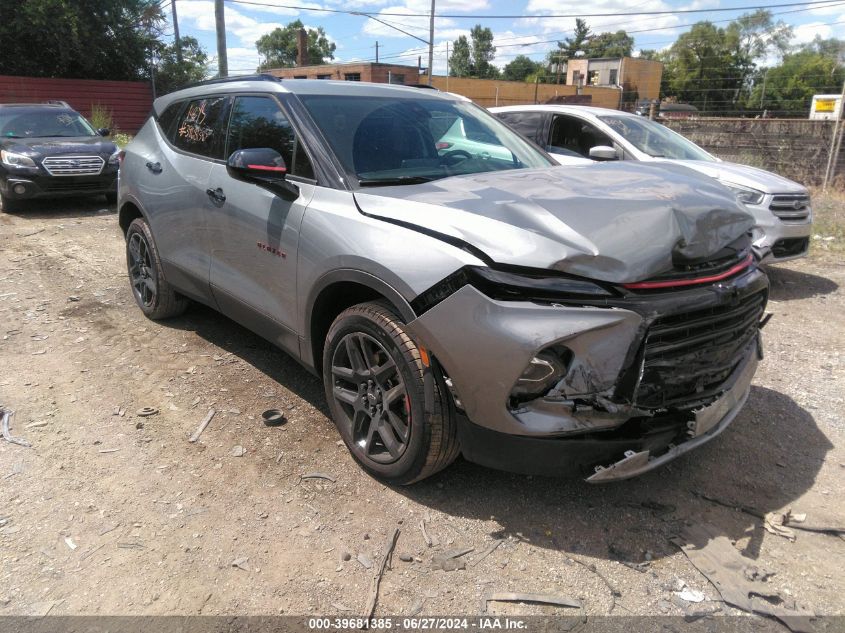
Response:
[[119, 77, 768, 484]]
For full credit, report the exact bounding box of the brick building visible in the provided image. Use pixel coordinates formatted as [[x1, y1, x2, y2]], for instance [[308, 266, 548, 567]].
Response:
[[549, 57, 663, 104], [265, 62, 422, 85]]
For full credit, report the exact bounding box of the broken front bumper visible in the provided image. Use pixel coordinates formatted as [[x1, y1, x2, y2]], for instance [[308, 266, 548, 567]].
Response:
[[406, 266, 768, 480]]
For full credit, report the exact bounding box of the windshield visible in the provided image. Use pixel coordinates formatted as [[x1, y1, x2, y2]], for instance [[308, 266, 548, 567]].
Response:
[[0, 110, 97, 138], [297, 94, 553, 185], [598, 115, 716, 161]]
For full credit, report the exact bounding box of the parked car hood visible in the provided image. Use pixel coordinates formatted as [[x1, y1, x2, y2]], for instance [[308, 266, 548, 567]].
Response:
[[0, 136, 116, 158], [667, 159, 807, 195], [354, 162, 755, 283]]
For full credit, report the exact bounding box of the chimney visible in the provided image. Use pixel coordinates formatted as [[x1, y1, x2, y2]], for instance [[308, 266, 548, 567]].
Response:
[[296, 28, 309, 67]]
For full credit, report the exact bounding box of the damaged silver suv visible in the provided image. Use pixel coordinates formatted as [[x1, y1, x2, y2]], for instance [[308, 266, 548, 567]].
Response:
[[118, 76, 768, 484]]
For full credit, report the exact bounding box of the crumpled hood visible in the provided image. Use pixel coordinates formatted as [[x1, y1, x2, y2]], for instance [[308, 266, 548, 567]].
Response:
[[1, 136, 116, 159], [354, 162, 755, 283], [671, 159, 806, 195]]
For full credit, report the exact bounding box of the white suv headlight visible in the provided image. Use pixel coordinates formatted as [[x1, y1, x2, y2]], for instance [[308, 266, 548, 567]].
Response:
[[722, 181, 765, 206], [0, 149, 36, 167]]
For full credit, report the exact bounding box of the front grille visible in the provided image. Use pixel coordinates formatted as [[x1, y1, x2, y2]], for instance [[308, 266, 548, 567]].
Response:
[[634, 290, 766, 408], [42, 155, 105, 176], [769, 193, 810, 221], [43, 180, 104, 192]]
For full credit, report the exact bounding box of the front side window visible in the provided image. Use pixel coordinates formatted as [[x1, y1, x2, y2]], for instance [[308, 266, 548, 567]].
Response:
[[598, 115, 716, 161], [0, 109, 96, 138], [549, 115, 613, 158], [225, 95, 314, 179], [173, 96, 229, 159], [298, 94, 552, 185]]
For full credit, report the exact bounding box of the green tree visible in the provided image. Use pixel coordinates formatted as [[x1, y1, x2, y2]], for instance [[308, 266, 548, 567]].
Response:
[[256, 20, 336, 70], [502, 55, 544, 82], [0, 0, 163, 80], [155, 37, 208, 95], [448, 36, 473, 77], [559, 18, 592, 59], [584, 31, 634, 58], [448, 26, 499, 78], [661, 22, 742, 112], [748, 49, 845, 113]]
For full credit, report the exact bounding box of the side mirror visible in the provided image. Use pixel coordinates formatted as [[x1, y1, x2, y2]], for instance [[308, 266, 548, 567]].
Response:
[[588, 145, 618, 161], [227, 147, 298, 200], [97, 128, 111, 137]]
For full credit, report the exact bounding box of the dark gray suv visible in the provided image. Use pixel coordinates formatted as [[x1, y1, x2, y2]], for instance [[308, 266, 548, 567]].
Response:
[[118, 76, 768, 484]]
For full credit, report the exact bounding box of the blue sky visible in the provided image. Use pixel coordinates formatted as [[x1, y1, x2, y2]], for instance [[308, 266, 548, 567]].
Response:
[[167, 0, 845, 75]]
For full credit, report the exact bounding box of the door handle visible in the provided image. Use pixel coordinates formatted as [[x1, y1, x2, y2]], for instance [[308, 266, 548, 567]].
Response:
[[145, 161, 162, 174], [206, 187, 226, 204]]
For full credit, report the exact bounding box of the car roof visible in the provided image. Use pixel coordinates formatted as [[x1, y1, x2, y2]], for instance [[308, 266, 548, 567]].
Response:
[[0, 103, 74, 110], [490, 104, 634, 118], [154, 77, 461, 115]]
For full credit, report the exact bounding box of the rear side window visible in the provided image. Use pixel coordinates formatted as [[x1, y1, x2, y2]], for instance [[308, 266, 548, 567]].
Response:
[[157, 101, 184, 138], [497, 111, 543, 142], [225, 95, 314, 179], [173, 96, 229, 159]]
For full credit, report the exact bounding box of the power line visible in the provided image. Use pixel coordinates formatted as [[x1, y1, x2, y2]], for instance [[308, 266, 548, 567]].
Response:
[[225, 0, 845, 19]]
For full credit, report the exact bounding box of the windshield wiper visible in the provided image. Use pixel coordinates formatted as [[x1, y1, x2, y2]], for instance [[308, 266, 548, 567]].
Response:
[[357, 175, 436, 187]]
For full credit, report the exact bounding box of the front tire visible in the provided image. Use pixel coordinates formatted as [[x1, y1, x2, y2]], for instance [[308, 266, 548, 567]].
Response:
[[323, 302, 460, 484], [125, 217, 189, 320]]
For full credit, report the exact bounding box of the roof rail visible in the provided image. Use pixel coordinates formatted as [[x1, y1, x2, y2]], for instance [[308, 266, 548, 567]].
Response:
[[45, 100, 71, 107], [181, 74, 282, 90]]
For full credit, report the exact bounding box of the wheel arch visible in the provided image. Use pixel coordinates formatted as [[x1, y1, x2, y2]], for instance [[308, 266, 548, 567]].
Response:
[[303, 269, 416, 376], [118, 197, 148, 235]]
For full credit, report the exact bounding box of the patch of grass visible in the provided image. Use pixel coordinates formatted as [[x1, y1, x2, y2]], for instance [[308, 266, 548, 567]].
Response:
[[808, 187, 845, 258]]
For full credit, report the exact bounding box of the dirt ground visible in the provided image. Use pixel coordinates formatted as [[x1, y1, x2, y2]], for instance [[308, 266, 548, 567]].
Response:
[[1, 194, 844, 628]]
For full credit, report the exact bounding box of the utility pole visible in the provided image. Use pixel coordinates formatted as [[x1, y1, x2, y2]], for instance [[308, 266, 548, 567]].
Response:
[[427, 0, 435, 85], [375, 41, 379, 63], [214, 0, 228, 77], [759, 68, 768, 110], [171, 0, 182, 64], [446, 41, 449, 91], [822, 79, 845, 192]]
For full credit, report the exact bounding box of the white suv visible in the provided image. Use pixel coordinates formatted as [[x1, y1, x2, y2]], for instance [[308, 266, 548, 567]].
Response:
[[493, 105, 812, 263]]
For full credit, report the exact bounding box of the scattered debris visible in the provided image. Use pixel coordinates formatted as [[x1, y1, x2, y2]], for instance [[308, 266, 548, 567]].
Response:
[[300, 472, 335, 483], [331, 602, 354, 612], [79, 543, 106, 561], [112, 406, 125, 417], [262, 409, 287, 426], [570, 556, 621, 612], [764, 511, 797, 542], [68, 295, 80, 302], [99, 524, 119, 536], [363, 528, 400, 620], [64, 537, 77, 551], [398, 553, 413, 562], [431, 546, 473, 572], [1, 408, 31, 447], [231, 557, 250, 571], [230, 445, 246, 457], [136, 407, 159, 417], [672, 523, 815, 633], [484, 592, 582, 612], [25, 421, 48, 429], [117, 542, 145, 550], [98, 448, 120, 454], [189, 409, 216, 443], [676, 588, 706, 603], [341, 551, 352, 562], [469, 539, 503, 568], [357, 553, 373, 569], [420, 518, 433, 547]]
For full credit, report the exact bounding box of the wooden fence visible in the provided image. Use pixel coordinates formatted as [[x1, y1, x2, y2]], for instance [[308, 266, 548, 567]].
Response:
[[0, 75, 153, 134], [430, 76, 622, 109]]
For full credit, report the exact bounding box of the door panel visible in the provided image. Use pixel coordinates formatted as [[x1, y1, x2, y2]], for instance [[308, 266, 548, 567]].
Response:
[[205, 95, 318, 352]]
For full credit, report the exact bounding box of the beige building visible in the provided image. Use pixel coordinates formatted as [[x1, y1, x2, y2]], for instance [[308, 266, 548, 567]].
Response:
[[551, 57, 663, 104]]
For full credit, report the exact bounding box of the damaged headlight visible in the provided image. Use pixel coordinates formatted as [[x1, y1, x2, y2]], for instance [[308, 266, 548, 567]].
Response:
[[722, 181, 765, 206], [510, 346, 572, 403]]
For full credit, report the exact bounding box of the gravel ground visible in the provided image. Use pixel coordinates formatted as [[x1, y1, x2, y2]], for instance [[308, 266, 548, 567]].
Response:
[[0, 195, 843, 628]]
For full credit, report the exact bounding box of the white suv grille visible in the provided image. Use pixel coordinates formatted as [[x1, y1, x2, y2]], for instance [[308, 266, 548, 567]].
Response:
[[41, 155, 105, 176], [769, 193, 810, 222]]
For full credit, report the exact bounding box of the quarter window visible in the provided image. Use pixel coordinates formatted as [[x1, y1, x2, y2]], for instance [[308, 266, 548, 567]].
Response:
[[496, 111, 543, 143], [225, 96, 314, 179], [173, 96, 229, 159], [157, 100, 185, 138]]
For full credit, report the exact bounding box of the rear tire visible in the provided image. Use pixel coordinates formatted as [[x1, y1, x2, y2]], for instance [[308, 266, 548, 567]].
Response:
[[323, 302, 460, 484], [125, 217, 189, 320], [0, 193, 22, 213]]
